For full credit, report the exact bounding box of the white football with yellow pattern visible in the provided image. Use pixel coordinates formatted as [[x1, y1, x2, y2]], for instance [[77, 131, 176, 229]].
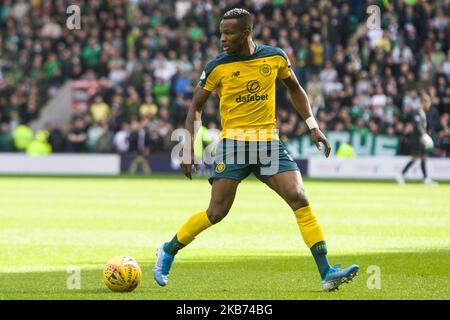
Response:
[[103, 255, 142, 292]]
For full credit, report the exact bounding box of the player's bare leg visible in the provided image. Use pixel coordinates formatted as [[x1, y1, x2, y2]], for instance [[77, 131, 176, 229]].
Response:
[[153, 178, 239, 286], [266, 170, 359, 291], [205, 178, 240, 223], [420, 154, 438, 185], [397, 156, 418, 185], [266, 170, 308, 210]]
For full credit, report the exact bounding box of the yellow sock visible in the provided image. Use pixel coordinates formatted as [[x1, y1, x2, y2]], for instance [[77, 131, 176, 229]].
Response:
[[176, 210, 212, 246], [294, 205, 325, 248]]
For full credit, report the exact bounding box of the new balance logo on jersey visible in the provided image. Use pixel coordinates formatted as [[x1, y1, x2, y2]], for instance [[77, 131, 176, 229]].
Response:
[[232, 71, 240, 77]]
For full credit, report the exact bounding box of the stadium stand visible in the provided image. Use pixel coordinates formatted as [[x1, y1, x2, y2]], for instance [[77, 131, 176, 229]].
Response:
[[0, 0, 449, 156]]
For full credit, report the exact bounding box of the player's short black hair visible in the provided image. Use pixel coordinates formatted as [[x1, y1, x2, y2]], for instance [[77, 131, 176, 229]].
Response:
[[222, 8, 253, 31]]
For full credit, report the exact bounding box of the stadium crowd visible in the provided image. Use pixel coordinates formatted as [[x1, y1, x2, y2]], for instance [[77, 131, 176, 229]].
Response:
[[0, 0, 449, 156]]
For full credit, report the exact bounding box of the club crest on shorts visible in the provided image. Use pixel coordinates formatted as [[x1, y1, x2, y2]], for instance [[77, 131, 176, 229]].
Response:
[[259, 64, 272, 76], [215, 162, 226, 173]]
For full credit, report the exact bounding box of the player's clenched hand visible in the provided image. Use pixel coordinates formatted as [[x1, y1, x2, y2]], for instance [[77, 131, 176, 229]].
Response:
[[310, 128, 331, 158], [180, 149, 198, 180], [180, 162, 199, 180]]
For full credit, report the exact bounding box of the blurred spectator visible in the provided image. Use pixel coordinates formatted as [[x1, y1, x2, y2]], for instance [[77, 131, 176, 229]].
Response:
[[113, 121, 130, 154], [128, 118, 149, 155], [44, 53, 61, 80], [430, 43, 446, 69], [26, 130, 52, 155], [67, 118, 87, 153], [173, 70, 191, 96], [82, 38, 101, 70], [86, 122, 104, 152], [319, 61, 338, 94], [392, 41, 414, 65], [306, 73, 324, 106], [139, 95, 158, 120], [20, 99, 39, 124], [0, 122, 14, 151], [153, 53, 178, 82], [95, 123, 114, 153], [336, 141, 356, 159], [150, 104, 174, 151], [12, 122, 33, 151], [310, 34, 324, 72], [153, 77, 171, 105], [124, 86, 142, 120], [437, 113, 450, 157], [90, 95, 110, 125], [48, 123, 66, 153]]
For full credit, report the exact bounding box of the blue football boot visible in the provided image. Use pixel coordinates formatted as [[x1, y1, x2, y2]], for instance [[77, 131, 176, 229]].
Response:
[[153, 243, 175, 286], [322, 264, 359, 291]]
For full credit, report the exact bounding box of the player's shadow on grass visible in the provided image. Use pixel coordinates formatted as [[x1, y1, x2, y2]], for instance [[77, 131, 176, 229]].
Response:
[[1, 250, 449, 299]]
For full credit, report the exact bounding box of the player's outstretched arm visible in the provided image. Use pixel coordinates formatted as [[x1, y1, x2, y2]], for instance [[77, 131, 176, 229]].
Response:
[[181, 84, 212, 180], [281, 73, 331, 158]]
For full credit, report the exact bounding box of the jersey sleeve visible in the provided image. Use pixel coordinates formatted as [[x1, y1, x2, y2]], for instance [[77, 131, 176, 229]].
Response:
[[277, 49, 292, 80], [198, 63, 220, 92]]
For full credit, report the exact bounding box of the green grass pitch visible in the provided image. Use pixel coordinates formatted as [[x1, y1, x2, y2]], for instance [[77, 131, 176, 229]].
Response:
[[0, 175, 449, 300]]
